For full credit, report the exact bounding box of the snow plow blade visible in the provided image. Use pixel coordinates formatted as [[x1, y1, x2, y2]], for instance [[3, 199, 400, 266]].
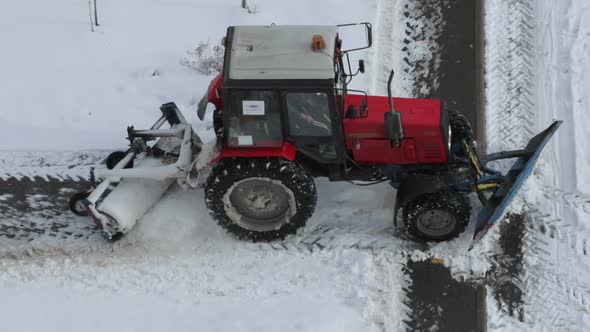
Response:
[[473, 121, 562, 242]]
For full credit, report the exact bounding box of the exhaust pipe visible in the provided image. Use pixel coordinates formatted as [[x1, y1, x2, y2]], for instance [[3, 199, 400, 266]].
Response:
[[385, 70, 403, 147]]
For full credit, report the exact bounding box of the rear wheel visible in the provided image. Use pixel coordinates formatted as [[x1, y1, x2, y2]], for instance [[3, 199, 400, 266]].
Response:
[[98, 212, 125, 242], [69, 192, 90, 216], [403, 190, 471, 242], [205, 158, 316, 242]]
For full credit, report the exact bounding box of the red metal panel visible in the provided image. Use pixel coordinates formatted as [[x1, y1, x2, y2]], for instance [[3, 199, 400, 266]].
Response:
[[210, 142, 297, 165], [415, 136, 447, 163], [348, 139, 417, 164], [343, 94, 442, 138], [343, 94, 447, 164], [207, 73, 223, 109]]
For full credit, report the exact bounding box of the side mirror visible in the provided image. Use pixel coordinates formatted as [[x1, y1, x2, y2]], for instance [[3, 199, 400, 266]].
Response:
[[336, 22, 373, 52], [385, 112, 403, 147], [358, 60, 365, 74], [365, 23, 372, 48]]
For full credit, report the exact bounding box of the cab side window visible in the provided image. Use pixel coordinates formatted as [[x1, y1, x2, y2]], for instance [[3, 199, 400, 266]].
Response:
[[286, 92, 332, 137], [227, 90, 282, 147]]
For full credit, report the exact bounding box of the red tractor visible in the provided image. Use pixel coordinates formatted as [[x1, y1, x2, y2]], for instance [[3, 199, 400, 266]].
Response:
[[70, 24, 561, 243]]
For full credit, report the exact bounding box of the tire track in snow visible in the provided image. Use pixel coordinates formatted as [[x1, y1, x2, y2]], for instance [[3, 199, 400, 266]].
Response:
[[542, 185, 590, 215], [371, 0, 398, 95], [0, 151, 106, 181], [398, 0, 446, 98], [485, 0, 537, 152], [519, 207, 590, 329], [507, 0, 590, 329], [536, 0, 580, 226], [485, 0, 590, 328]]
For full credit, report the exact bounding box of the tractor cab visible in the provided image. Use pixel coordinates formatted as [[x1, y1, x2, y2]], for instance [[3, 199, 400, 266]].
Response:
[[199, 24, 377, 165], [200, 23, 451, 179], [215, 25, 345, 163]]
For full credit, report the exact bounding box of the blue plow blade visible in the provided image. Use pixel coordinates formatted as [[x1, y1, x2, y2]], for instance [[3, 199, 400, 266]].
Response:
[[472, 121, 563, 243]]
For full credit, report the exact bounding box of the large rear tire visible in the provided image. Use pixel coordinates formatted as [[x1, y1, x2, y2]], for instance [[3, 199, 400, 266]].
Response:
[[205, 158, 316, 242], [403, 190, 471, 242]]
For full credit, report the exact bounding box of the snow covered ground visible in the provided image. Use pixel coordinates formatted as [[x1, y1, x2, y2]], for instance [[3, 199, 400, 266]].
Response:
[[485, 0, 590, 329], [0, 0, 376, 151], [0, 178, 413, 331]]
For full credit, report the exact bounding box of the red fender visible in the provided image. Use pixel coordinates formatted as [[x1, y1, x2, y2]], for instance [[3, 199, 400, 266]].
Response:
[[209, 143, 297, 165]]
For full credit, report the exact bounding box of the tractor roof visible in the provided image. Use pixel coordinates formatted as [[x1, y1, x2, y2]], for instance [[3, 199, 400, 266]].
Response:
[[227, 25, 337, 81]]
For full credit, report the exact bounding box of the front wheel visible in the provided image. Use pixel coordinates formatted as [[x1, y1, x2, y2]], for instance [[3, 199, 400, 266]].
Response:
[[403, 191, 471, 242], [205, 158, 317, 242]]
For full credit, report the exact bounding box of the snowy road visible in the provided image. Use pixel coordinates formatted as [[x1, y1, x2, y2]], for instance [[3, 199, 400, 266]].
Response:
[[0, 151, 417, 331]]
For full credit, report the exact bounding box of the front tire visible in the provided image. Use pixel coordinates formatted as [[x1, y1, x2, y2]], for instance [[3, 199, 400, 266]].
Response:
[[403, 191, 471, 242], [205, 158, 317, 242]]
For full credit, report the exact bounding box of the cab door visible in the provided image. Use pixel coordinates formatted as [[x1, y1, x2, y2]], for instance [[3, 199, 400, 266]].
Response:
[[283, 90, 343, 163], [224, 89, 283, 148]]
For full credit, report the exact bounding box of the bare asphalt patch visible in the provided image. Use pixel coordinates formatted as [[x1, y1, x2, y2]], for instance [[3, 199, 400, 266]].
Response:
[[0, 176, 98, 241], [401, 0, 487, 331]]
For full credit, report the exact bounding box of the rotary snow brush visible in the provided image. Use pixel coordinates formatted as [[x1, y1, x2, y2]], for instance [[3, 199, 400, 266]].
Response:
[[69, 103, 210, 240]]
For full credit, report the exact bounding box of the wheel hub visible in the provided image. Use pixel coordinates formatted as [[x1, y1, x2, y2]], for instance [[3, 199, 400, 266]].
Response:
[[416, 209, 457, 237], [75, 201, 86, 213], [225, 178, 295, 232], [246, 187, 273, 210]]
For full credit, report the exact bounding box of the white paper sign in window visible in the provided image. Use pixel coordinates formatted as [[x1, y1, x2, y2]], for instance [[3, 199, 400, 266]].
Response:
[[238, 135, 253, 146], [242, 100, 265, 116]]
